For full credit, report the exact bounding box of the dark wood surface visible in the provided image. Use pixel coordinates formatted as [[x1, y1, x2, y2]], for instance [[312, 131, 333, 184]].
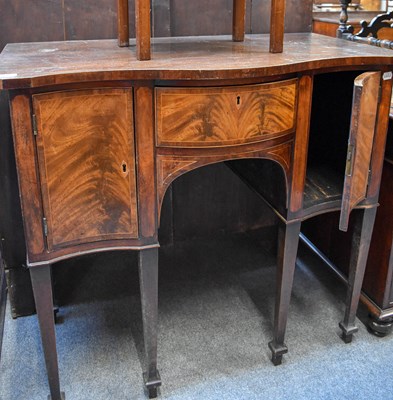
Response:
[[135, 0, 151, 60], [29, 265, 62, 400], [232, 0, 247, 42], [270, 0, 286, 52], [9, 94, 46, 258], [288, 74, 313, 216], [1, 34, 393, 90], [365, 159, 393, 308], [118, 0, 130, 47], [134, 86, 158, 240]]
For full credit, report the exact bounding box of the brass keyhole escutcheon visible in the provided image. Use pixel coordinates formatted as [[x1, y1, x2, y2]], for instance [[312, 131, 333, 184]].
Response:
[[236, 95, 241, 109], [121, 161, 128, 176]]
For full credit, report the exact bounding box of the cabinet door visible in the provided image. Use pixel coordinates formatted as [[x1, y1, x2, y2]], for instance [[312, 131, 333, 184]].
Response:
[[339, 71, 381, 231], [33, 88, 138, 250]]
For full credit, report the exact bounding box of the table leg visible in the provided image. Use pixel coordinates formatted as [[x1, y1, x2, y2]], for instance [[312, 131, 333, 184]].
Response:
[[138, 248, 161, 398], [269, 220, 301, 365], [30, 265, 65, 400], [339, 207, 377, 343]]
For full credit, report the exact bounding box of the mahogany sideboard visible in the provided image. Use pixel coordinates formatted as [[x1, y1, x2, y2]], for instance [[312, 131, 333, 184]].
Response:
[[0, 33, 393, 399]]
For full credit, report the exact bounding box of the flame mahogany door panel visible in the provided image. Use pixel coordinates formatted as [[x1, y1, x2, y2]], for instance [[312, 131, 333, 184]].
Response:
[[339, 71, 381, 231], [32, 88, 138, 251]]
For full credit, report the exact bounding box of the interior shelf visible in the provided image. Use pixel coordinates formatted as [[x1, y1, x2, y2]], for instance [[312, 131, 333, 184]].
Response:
[[303, 164, 343, 210]]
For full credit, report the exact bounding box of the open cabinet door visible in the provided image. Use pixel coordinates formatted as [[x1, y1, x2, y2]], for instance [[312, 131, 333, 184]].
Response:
[[339, 71, 381, 232]]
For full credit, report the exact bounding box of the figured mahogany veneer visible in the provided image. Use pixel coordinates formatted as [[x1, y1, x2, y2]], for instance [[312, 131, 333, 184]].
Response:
[[1, 34, 393, 399], [339, 72, 380, 231], [156, 79, 297, 148], [33, 89, 138, 250]]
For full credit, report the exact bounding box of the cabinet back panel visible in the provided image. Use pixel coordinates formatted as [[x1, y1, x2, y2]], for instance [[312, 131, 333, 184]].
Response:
[[308, 71, 361, 175], [33, 88, 138, 250]]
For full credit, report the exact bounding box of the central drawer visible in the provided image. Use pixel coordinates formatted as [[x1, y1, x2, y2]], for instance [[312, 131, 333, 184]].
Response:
[[155, 79, 298, 148]]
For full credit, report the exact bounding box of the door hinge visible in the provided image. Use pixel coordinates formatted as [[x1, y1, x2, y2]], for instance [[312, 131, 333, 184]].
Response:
[[367, 169, 372, 187], [32, 114, 38, 136], [345, 143, 355, 176], [43, 217, 48, 237], [378, 86, 382, 103]]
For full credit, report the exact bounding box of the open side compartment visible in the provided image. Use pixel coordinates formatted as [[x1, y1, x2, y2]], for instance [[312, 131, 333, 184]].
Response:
[[305, 71, 380, 229], [227, 71, 381, 225], [304, 71, 360, 212]]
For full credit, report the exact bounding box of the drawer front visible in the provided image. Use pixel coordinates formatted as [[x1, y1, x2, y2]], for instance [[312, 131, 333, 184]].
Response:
[[33, 88, 138, 250], [156, 79, 298, 148]]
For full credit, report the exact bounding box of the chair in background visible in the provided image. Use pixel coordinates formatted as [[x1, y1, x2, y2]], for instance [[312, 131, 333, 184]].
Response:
[[337, 7, 393, 48]]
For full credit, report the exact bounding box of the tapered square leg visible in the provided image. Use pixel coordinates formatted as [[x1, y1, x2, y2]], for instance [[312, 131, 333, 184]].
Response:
[[339, 207, 377, 343], [48, 393, 65, 400], [30, 264, 64, 400], [139, 248, 161, 398], [269, 220, 301, 365]]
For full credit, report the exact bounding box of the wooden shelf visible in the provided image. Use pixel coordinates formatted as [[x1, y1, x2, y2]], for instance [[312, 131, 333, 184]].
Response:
[[303, 164, 343, 209]]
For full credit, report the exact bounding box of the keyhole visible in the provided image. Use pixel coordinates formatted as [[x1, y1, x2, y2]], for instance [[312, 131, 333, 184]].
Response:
[[237, 96, 241, 105], [122, 162, 127, 174]]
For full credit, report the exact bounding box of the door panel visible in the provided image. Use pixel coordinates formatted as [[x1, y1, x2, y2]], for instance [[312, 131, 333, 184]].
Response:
[[339, 71, 381, 231], [33, 88, 138, 250]]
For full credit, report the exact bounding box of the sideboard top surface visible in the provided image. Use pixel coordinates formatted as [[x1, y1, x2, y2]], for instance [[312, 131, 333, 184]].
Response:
[[1, 33, 393, 89]]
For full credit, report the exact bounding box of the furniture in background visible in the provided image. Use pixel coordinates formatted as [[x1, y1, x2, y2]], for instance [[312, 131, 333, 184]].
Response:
[[343, 11, 393, 46], [312, 11, 385, 37], [312, 0, 390, 38], [365, 129, 393, 335]]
